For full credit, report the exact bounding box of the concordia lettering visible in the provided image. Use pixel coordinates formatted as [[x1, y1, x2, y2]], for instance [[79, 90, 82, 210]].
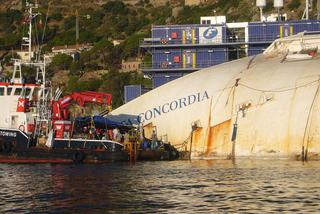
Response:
[[138, 91, 209, 123]]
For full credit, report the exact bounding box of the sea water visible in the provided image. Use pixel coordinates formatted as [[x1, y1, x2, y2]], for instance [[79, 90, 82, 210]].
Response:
[[0, 160, 320, 213]]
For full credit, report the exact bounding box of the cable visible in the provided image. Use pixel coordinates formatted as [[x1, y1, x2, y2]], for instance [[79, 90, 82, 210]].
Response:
[[238, 79, 320, 93], [41, 1, 51, 45]]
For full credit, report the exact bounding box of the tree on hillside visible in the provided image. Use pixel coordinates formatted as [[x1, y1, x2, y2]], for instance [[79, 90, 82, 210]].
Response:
[[65, 75, 103, 93], [103, 1, 128, 15], [0, 9, 22, 34], [50, 53, 73, 70], [99, 69, 151, 108], [122, 33, 148, 58], [288, 0, 301, 10]]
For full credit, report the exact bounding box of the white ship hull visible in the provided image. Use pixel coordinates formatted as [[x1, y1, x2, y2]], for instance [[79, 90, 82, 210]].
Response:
[[112, 33, 320, 160]]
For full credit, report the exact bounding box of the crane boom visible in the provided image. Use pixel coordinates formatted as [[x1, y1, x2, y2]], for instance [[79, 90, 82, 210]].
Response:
[[52, 91, 112, 122]]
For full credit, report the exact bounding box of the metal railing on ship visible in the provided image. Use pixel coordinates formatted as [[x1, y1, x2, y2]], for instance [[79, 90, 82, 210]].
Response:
[[140, 34, 281, 46]]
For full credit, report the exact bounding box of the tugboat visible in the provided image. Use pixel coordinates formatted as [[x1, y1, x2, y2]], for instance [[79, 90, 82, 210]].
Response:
[[0, 2, 129, 163]]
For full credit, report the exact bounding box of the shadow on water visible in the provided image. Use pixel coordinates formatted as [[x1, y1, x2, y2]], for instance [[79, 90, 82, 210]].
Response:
[[0, 159, 320, 213]]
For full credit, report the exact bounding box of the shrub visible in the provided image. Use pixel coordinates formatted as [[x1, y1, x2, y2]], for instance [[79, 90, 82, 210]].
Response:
[[51, 53, 73, 70], [288, 0, 301, 10]]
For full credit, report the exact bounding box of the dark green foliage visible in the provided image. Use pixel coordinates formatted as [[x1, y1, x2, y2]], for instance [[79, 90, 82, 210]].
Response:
[[99, 70, 151, 108], [41, 25, 58, 44], [66, 76, 80, 92], [122, 32, 148, 58], [0, 0, 306, 109], [1, 33, 21, 48], [102, 1, 128, 15], [143, 53, 151, 65], [69, 61, 84, 75], [176, 6, 213, 24], [49, 30, 75, 46], [50, 12, 63, 21], [0, 9, 22, 38], [288, 0, 301, 10], [0, 9, 22, 26], [3, 52, 19, 64], [63, 16, 75, 31], [66, 76, 103, 93], [150, 6, 172, 25], [115, 17, 129, 32], [81, 9, 104, 30], [264, 0, 275, 12], [215, 0, 239, 9], [227, 1, 255, 22], [21, 65, 37, 84], [82, 40, 115, 68], [50, 54, 73, 70], [78, 30, 99, 44]]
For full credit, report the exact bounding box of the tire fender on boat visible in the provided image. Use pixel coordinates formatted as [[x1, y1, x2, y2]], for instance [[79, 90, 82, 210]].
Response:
[[2, 142, 12, 153], [19, 125, 25, 132]]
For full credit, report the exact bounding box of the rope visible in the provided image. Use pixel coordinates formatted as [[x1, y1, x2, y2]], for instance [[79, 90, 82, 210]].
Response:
[[238, 79, 320, 93], [175, 134, 191, 150]]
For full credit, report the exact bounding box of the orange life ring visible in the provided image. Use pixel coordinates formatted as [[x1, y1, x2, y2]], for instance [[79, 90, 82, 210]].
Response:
[[19, 125, 25, 132]]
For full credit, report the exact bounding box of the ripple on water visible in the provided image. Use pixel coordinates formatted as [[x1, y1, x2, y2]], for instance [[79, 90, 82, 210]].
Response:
[[0, 160, 320, 213]]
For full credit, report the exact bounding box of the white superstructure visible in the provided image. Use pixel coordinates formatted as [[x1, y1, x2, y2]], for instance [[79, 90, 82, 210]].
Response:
[[0, 1, 50, 135]]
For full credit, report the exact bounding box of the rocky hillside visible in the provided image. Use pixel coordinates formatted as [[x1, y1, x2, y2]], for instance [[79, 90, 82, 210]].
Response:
[[0, 0, 316, 107]]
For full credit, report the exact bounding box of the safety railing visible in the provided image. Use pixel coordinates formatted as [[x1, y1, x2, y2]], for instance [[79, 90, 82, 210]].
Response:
[[140, 34, 282, 47], [140, 60, 227, 70]]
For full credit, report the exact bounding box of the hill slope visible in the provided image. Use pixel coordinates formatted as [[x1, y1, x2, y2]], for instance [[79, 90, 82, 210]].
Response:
[[0, 0, 316, 107]]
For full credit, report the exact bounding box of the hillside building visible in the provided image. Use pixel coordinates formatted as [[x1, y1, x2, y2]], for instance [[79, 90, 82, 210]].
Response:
[[185, 0, 207, 6], [44, 43, 93, 64], [120, 58, 142, 73]]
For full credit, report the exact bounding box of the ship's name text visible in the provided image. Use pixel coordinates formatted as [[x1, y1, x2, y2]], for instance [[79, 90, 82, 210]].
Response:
[[138, 91, 209, 123]]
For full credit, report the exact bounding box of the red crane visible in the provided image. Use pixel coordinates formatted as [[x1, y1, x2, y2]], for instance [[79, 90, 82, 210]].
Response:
[[51, 91, 112, 122]]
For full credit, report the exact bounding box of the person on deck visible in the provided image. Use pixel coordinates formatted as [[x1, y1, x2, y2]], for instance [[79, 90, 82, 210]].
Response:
[[112, 128, 119, 141], [151, 130, 157, 150], [124, 132, 130, 143]]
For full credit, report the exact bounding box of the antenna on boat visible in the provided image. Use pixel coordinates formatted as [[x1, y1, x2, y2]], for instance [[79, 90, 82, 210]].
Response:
[[12, 1, 42, 84], [24, 0, 40, 62]]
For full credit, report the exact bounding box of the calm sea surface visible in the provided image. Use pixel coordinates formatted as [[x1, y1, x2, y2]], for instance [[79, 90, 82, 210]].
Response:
[[1, 160, 320, 213]]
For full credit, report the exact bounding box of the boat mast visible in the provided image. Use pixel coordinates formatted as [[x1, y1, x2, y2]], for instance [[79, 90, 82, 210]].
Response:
[[12, 1, 41, 84]]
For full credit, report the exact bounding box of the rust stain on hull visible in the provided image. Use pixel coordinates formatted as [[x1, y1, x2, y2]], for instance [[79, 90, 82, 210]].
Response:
[[192, 127, 204, 152], [205, 120, 231, 158]]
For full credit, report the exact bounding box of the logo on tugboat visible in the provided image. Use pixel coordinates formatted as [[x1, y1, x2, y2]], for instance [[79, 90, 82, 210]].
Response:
[[138, 91, 209, 123]]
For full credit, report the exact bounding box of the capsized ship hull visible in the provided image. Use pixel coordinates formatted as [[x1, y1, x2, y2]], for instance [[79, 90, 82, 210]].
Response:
[[111, 32, 320, 160]]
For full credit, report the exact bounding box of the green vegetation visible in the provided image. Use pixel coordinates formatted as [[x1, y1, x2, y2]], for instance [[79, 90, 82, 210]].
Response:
[[66, 76, 103, 93], [0, 0, 309, 108], [288, 0, 301, 10], [50, 54, 73, 70]]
